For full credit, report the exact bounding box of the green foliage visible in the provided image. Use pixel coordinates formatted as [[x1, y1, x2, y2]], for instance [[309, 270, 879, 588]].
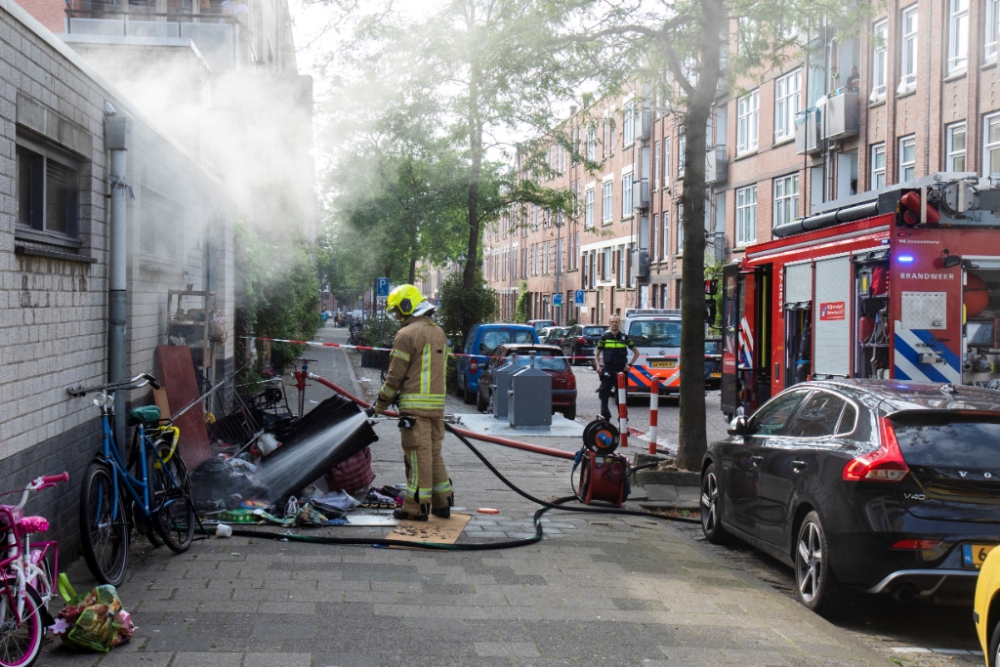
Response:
[[437, 271, 497, 348], [235, 221, 322, 378], [567, 317, 578, 326], [361, 314, 399, 348], [705, 260, 724, 332], [514, 280, 529, 323]]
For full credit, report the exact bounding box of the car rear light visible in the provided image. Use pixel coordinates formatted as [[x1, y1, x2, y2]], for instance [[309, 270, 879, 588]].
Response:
[[843, 417, 911, 482], [891, 539, 943, 551], [567, 374, 576, 390], [470, 359, 478, 375], [578, 337, 587, 344]]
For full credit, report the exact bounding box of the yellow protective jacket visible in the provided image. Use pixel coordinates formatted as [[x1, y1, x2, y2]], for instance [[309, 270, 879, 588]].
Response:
[[377, 315, 447, 416]]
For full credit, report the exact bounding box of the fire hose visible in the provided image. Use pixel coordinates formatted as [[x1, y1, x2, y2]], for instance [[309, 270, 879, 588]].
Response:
[[220, 374, 700, 551]]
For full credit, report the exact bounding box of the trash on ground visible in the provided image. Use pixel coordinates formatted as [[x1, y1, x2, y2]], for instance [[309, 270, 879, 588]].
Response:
[[477, 508, 500, 514], [51, 574, 135, 653]]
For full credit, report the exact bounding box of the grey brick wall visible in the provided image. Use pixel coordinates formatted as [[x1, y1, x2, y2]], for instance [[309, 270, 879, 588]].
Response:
[[0, 0, 235, 554]]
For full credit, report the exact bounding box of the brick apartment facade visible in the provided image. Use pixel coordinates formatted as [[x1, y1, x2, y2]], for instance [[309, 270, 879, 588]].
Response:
[[485, 0, 1000, 326]]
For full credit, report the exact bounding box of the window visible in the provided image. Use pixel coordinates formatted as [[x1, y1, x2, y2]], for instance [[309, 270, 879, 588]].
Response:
[[602, 247, 612, 280], [622, 172, 634, 218], [871, 20, 888, 101], [16, 143, 80, 240], [870, 143, 886, 190], [783, 392, 847, 438], [628, 242, 636, 287], [586, 126, 596, 161], [609, 119, 616, 154], [899, 5, 918, 93], [735, 185, 758, 246], [654, 141, 661, 190], [676, 202, 684, 254], [663, 138, 670, 183], [946, 122, 967, 172], [737, 90, 759, 154], [602, 180, 613, 223], [585, 188, 595, 229], [748, 390, 809, 437], [602, 121, 608, 158], [948, 0, 969, 74], [899, 135, 916, 182], [984, 113, 1000, 175], [773, 174, 799, 227], [987, 0, 1000, 62], [677, 130, 686, 177], [623, 102, 635, 145], [774, 70, 801, 142], [618, 244, 626, 287], [661, 211, 669, 260]]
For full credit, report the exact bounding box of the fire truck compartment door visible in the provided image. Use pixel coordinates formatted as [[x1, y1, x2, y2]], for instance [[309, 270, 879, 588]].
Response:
[[784, 263, 812, 305], [813, 256, 851, 377]]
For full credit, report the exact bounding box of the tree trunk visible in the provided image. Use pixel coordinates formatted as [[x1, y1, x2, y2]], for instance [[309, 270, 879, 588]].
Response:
[[464, 31, 483, 291], [408, 252, 417, 284], [674, 0, 724, 472]]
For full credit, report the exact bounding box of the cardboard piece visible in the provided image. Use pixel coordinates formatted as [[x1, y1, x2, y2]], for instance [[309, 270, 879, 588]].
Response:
[[152, 388, 171, 420], [154, 345, 212, 468], [387, 513, 471, 545]]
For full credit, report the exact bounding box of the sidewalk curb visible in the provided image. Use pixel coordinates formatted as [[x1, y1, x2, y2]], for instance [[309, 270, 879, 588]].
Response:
[[635, 469, 700, 486]]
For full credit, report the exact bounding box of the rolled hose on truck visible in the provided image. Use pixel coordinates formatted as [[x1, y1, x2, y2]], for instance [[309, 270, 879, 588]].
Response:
[[216, 374, 700, 551]]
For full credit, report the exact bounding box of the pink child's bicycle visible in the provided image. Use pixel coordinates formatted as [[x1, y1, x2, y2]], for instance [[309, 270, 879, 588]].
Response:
[[0, 472, 69, 667]]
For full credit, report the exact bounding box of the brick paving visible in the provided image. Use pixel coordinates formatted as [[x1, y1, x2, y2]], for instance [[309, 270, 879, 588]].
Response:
[[41, 324, 895, 667]]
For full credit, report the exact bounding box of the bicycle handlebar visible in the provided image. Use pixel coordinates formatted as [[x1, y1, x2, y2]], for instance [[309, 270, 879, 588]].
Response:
[[67, 373, 160, 397], [14, 472, 69, 509], [40, 473, 69, 485]]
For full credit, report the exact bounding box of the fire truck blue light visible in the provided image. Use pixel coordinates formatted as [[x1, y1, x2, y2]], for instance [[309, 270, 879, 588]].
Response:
[[898, 255, 915, 263]]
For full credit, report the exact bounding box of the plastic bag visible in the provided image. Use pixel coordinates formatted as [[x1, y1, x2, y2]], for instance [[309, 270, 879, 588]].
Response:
[[51, 574, 135, 652], [310, 490, 361, 514]]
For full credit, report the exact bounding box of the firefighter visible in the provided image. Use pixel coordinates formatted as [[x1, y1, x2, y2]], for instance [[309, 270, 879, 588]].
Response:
[[373, 284, 453, 521], [594, 314, 640, 421]]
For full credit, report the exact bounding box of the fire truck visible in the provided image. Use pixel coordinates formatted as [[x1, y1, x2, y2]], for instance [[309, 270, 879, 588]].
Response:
[[721, 173, 1000, 419]]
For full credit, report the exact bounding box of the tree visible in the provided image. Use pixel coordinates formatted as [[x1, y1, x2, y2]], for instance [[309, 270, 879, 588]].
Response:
[[563, 1, 872, 469]]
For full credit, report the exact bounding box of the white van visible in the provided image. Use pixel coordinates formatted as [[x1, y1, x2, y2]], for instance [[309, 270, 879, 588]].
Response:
[[621, 309, 682, 396]]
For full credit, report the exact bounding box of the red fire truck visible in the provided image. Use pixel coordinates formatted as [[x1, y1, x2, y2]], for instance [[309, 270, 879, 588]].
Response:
[[721, 173, 1000, 419]]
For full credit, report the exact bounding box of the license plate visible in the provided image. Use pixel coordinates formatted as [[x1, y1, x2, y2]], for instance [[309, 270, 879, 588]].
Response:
[[962, 544, 996, 568], [650, 360, 677, 368], [710, 373, 721, 378]]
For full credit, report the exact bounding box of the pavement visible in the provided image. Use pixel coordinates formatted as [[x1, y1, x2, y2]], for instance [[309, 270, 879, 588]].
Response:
[[39, 324, 974, 667]]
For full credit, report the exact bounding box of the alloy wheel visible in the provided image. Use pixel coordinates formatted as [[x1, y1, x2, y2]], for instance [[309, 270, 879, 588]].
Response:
[[701, 472, 719, 533], [796, 522, 823, 603]]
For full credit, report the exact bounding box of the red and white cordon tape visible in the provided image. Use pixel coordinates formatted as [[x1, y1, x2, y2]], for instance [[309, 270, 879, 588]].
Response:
[[617, 371, 628, 448], [648, 378, 659, 455]]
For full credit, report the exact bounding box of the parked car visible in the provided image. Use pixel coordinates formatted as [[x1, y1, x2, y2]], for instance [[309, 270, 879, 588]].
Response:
[[701, 379, 1000, 617], [705, 337, 722, 388], [974, 547, 1000, 666], [560, 324, 608, 365], [455, 324, 538, 404], [527, 319, 555, 333], [476, 344, 577, 420], [541, 326, 568, 347]]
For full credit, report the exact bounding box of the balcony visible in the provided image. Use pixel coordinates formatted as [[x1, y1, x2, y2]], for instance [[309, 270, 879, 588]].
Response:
[[705, 145, 727, 184], [632, 178, 650, 210], [795, 108, 821, 155], [822, 89, 860, 140], [634, 109, 651, 142], [65, 1, 244, 70]]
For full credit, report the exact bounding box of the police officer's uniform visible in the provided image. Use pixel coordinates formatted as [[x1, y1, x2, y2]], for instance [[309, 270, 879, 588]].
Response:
[[596, 330, 636, 420]]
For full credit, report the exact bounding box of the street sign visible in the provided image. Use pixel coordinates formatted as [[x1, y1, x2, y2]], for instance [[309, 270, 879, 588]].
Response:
[[553, 294, 563, 307], [376, 277, 390, 298], [574, 290, 585, 306]]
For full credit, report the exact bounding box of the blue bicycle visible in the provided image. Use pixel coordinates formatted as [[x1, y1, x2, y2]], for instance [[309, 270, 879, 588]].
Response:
[[68, 374, 195, 586]]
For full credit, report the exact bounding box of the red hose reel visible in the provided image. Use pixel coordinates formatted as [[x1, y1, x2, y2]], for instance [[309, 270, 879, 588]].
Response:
[[578, 419, 629, 507]]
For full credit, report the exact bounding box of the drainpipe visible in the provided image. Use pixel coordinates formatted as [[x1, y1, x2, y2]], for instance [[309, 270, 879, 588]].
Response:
[[105, 108, 132, 444]]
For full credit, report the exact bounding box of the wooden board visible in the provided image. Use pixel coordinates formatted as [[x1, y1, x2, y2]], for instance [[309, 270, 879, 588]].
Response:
[[152, 388, 171, 419], [387, 513, 471, 545], [154, 345, 212, 468]]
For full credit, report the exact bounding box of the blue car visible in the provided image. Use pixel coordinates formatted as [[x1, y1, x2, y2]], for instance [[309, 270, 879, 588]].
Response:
[[455, 324, 538, 404]]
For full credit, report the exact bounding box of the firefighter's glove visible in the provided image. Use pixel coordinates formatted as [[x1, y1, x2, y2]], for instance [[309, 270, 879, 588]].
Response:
[[365, 406, 376, 418], [373, 398, 388, 416]]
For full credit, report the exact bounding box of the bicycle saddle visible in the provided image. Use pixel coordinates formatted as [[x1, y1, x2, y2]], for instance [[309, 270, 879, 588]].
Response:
[[18, 516, 49, 534], [127, 406, 161, 426]]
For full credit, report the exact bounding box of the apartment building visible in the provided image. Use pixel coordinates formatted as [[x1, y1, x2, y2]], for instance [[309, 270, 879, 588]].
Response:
[[485, 0, 1000, 322]]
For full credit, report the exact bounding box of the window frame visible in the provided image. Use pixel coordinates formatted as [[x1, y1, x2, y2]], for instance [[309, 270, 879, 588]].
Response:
[[870, 142, 887, 191], [947, 0, 969, 75], [983, 112, 1000, 176], [987, 0, 1000, 63], [584, 186, 595, 229], [899, 5, 918, 93], [898, 134, 916, 182], [736, 90, 760, 155], [774, 70, 801, 142], [871, 20, 888, 101], [622, 171, 634, 218], [946, 122, 967, 172], [677, 130, 686, 178], [15, 134, 83, 248], [773, 173, 800, 228], [735, 184, 758, 247], [623, 101, 635, 146]]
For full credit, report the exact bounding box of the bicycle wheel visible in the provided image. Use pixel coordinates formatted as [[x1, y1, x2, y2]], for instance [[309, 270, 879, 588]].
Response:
[[0, 584, 44, 667], [79, 462, 129, 586], [150, 452, 194, 553]]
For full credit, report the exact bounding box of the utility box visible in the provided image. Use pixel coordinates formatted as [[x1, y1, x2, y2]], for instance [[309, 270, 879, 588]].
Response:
[[508, 365, 552, 428], [491, 357, 519, 419]]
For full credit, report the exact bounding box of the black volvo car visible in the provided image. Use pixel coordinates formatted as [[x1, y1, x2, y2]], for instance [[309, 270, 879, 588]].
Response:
[[701, 379, 1000, 616]]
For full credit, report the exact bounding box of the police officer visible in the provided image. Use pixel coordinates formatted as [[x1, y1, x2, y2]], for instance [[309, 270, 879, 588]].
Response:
[[373, 285, 453, 521], [594, 314, 640, 420]]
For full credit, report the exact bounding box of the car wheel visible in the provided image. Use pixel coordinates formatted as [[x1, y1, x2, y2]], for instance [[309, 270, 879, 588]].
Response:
[[463, 383, 476, 405], [562, 404, 576, 421], [700, 463, 729, 544], [454, 376, 465, 399], [476, 388, 488, 412], [794, 511, 851, 617], [988, 617, 1000, 667]]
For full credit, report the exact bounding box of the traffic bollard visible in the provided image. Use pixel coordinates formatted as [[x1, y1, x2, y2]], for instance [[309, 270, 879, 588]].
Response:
[[649, 378, 659, 455], [617, 371, 628, 448]]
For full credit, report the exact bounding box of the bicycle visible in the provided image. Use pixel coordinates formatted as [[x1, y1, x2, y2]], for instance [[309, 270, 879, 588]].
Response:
[[0, 472, 70, 667], [68, 374, 196, 586]]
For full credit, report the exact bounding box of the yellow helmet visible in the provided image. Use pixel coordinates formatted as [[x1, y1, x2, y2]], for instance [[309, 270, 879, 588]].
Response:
[[386, 284, 424, 317]]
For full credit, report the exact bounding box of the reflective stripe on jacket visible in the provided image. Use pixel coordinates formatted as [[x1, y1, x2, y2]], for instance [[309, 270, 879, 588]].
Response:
[[377, 315, 447, 416], [597, 331, 635, 371]]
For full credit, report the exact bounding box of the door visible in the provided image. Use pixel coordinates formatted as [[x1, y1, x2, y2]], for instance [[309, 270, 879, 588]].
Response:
[[721, 264, 741, 415], [757, 390, 849, 547], [721, 389, 809, 537], [813, 256, 852, 377]]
